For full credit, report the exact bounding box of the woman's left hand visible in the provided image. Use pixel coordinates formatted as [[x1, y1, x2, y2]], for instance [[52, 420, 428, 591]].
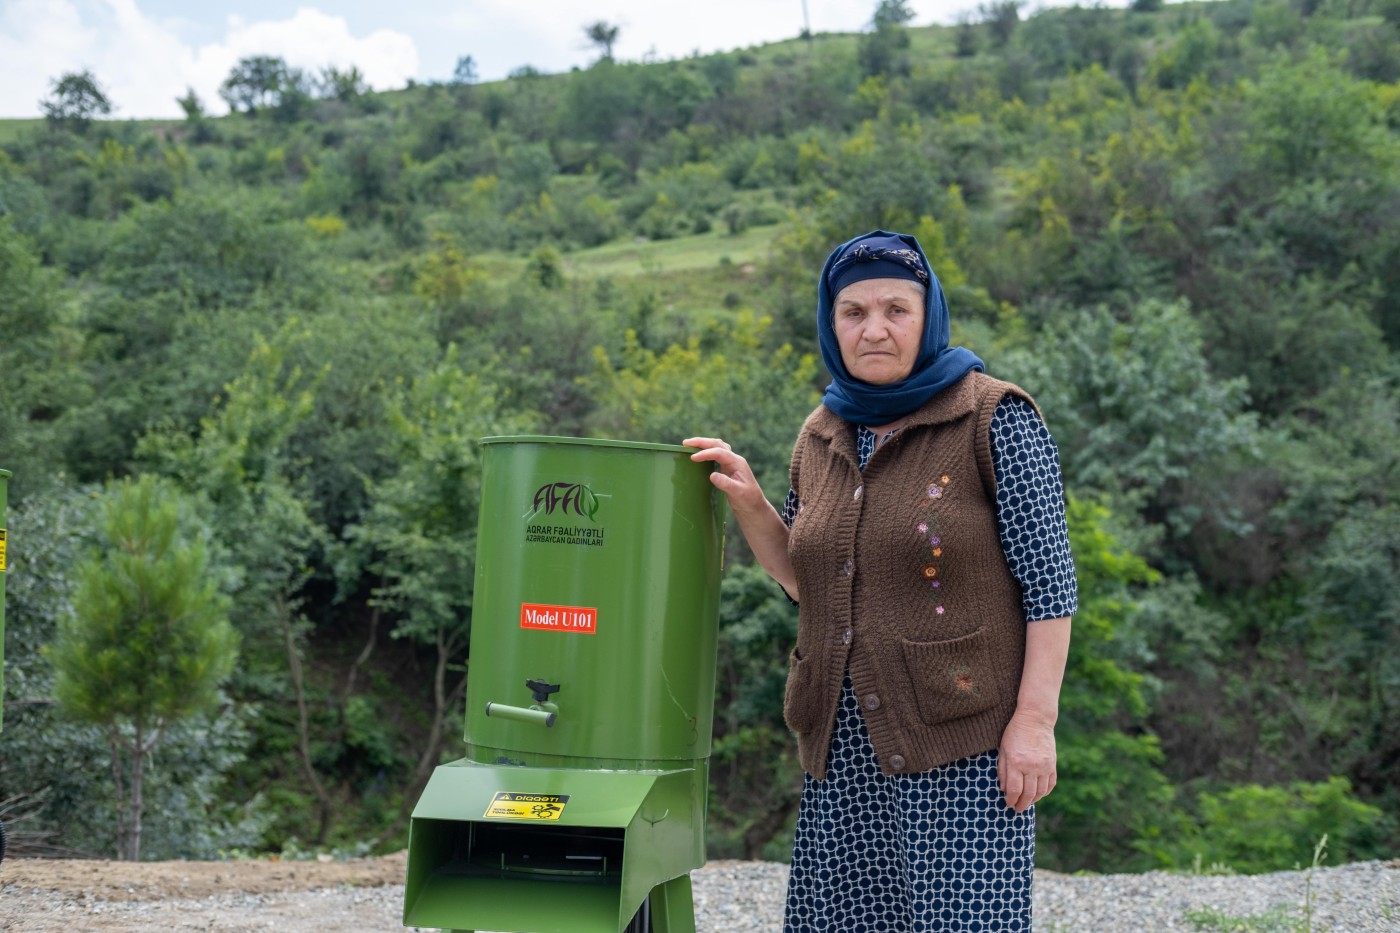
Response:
[[997, 711, 1057, 813]]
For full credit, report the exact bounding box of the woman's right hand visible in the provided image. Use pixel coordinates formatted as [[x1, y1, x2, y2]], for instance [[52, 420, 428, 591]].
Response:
[[681, 437, 769, 517], [682, 436, 799, 599]]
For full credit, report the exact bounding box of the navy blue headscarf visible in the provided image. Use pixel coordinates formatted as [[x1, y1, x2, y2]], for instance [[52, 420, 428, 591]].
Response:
[[818, 230, 984, 426]]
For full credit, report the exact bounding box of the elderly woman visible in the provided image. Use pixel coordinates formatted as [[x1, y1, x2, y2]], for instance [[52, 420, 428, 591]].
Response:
[[685, 230, 1075, 931]]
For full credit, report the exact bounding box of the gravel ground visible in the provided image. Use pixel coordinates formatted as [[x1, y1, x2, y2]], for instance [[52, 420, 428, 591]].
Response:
[[1, 856, 1397, 931]]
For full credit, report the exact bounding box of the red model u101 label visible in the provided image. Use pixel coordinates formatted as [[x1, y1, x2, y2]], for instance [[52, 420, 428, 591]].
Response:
[[520, 602, 598, 634]]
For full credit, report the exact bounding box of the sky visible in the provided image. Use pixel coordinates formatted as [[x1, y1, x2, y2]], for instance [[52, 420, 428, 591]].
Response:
[[0, 0, 1092, 119]]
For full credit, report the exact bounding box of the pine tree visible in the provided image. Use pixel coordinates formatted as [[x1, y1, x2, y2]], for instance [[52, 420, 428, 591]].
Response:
[[49, 476, 237, 860]]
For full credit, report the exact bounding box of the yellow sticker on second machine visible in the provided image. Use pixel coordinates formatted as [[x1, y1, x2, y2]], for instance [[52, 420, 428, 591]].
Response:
[[483, 792, 569, 821]]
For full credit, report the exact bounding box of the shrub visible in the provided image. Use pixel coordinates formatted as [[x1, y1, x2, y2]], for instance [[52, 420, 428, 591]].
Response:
[[1156, 777, 1391, 873]]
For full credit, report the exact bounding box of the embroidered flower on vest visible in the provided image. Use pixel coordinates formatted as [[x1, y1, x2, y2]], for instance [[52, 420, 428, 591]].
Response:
[[949, 664, 979, 695], [915, 474, 954, 610]]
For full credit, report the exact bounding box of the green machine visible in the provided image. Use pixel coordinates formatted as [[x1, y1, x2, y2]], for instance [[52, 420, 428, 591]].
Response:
[[0, 468, 8, 730], [403, 438, 724, 933], [1, 468, 10, 863]]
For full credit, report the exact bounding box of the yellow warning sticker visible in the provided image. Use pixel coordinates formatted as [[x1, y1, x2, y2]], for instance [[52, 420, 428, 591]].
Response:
[[0, 528, 6, 572], [483, 792, 569, 821]]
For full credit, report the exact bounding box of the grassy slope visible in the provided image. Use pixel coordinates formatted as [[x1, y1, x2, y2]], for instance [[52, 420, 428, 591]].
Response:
[[0, 119, 43, 142], [561, 223, 782, 278]]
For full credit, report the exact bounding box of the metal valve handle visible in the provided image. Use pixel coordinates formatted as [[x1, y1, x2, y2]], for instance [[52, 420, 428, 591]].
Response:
[[525, 678, 560, 704]]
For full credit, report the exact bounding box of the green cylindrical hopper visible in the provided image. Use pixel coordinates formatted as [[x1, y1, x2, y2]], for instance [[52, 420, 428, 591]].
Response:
[[465, 436, 724, 767], [1, 469, 7, 863]]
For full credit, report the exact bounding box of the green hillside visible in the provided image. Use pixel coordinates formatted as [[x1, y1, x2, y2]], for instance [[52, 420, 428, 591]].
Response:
[[2, 0, 1398, 872]]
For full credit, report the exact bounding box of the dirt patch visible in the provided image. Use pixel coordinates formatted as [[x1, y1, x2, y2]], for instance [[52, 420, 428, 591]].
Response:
[[0, 850, 407, 901]]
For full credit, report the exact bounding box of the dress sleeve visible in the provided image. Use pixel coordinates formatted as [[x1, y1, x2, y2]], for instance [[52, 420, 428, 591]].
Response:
[[780, 486, 800, 528], [990, 396, 1078, 621]]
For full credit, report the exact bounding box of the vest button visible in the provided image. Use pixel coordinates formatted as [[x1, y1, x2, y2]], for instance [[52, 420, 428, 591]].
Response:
[[842, 558, 854, 577], [863, 693, 881, 711], [853, 485, 863, 500], [842, 628, 852, 645], [890, 754, 907, 771]]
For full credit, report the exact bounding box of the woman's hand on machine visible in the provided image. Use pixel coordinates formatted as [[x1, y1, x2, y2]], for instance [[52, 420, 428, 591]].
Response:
[[682, 437, 769, 518], [684, 437, 799, 600]]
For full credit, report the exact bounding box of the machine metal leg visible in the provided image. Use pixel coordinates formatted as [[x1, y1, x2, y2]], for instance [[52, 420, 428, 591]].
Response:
[[649, 873, 696, 933]]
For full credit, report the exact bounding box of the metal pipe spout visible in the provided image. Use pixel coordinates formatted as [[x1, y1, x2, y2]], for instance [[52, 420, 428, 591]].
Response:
[[484, 702, 556, 727]]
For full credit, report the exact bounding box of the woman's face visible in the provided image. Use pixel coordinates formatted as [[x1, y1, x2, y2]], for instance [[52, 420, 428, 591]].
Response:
[[833, 277, 926, 385]]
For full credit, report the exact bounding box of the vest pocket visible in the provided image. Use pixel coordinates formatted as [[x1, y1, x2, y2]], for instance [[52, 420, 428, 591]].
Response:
[[782, 647, 821, 734], [901, 627, 1002, 724]]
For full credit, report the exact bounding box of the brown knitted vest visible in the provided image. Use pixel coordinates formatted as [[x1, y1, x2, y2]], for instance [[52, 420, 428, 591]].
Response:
[[784, 372, 1034, 779]]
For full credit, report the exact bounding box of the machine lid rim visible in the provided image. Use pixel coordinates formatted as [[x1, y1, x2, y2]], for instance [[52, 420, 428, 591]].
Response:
[[479, 435, 695, 455]]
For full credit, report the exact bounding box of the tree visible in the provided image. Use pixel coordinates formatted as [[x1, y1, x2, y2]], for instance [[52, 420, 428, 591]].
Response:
[[0, 221, 87, 494], [998, 300, 1259, 537], [175, 87, 216, 144], [1155, 777, 1390, 872], [40, 70, 112, 134], [955, 15, 980, 57], [1036, 496, 1176, 870], [708, 564, 802, 859], [271, 68, 315, 122], [138, 328, 334, 843], [1, 489, 265, 860], [584, 20, 621, 60], [218, 55, 308, 115], [526, 245, 564, 288], [49, 476, 237, 860], [102, 189, 309, 310], [452, 55, 478, 85], [979, 0, 1022, 47], [859, 0, 917, 77], [319, 65, 367, 102], [219, 55, 284, 112], [584, 312, 819, 502], [1150, 18, 1220, 89], [176, 87, 205, 122], [871, 0, 916, 30]]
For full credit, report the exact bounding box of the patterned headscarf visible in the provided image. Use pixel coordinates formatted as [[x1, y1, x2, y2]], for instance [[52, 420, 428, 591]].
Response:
[[817, 230, 984, 426], [826, 241, 929, 296]]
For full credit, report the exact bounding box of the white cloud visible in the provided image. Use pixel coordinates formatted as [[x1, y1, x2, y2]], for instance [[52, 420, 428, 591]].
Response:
[[195, 8, 419, 108], [436, 0, 592, 79], [97, 0, 203, 117], [0, 0, 99, 117], [0, 1, 418, 118]]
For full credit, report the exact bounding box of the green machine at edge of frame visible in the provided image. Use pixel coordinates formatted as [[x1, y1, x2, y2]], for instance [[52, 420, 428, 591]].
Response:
[[1, 467, 9, 734], [1, 468, 11, 865]]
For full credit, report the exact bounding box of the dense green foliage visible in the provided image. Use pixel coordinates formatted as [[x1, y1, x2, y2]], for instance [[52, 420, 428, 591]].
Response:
[[1, 0, 1397, 871]]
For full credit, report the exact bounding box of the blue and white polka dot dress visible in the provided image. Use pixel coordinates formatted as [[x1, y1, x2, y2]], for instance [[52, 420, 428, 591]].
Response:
[[781, 396, 1076, 933]]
